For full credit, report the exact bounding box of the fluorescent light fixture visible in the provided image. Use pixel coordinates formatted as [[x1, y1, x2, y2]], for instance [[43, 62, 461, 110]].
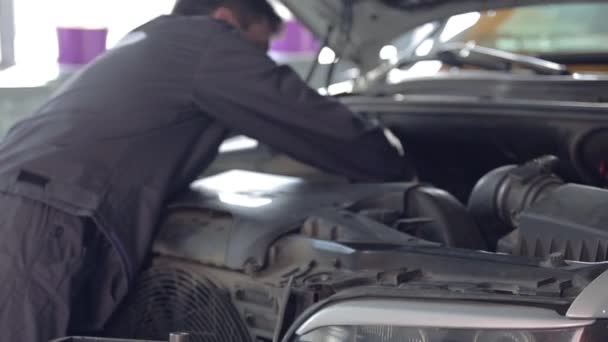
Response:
[[379, 45, 398, 62], [415, 39, 435, 56], [387, 60, 443, 84], [406, 60, 443, 77], [440, 12, 481, 42], [413, 23, 438, 42], [318, 47, 336, 65], [268, 0, 293, 20], [327, 80, 354, 95]]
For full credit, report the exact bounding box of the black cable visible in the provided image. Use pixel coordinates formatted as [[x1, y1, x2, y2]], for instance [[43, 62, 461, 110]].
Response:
[[305, 25, 334, 84], [325, 57, 338, 90], [272, 276, 295, 342], [324, 0, 354, 90]]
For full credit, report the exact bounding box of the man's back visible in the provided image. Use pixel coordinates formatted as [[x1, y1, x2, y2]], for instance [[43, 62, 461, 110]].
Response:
[[0, 0, 411, 338], [0, 17, 234, 282], [0, 13, 407, 332], [0, 15, 224, 198]]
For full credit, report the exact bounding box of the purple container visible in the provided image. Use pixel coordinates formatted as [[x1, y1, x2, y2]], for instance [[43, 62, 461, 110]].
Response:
[[271, 20, 319, 54], [57, 27, 108, 65]]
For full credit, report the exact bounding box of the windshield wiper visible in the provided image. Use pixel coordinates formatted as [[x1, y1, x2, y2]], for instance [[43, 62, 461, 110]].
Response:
[[436, 42, 571, 76]]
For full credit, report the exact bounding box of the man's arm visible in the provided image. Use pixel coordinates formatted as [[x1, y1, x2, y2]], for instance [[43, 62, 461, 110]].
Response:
[[193, 22, 412, 182]]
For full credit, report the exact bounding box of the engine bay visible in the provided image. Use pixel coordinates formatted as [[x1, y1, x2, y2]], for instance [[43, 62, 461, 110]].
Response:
[[104, 157, 608, 341]]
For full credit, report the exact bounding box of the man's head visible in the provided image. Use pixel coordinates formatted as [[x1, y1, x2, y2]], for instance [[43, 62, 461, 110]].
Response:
[[172, 0, 282, 51]]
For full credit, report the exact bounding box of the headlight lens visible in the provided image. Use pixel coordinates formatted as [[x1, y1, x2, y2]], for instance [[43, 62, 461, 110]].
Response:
[[294, 325, 586, 342]]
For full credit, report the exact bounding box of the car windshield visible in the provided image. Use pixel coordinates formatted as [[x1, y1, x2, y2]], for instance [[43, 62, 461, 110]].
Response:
[[443, 3, 608, 56], [375, 2, 608, 82]]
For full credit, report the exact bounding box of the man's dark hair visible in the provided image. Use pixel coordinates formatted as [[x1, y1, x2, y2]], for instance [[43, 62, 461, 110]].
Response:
[[172, 0, 282, 32]]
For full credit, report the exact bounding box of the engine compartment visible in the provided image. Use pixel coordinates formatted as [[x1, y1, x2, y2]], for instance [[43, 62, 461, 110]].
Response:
[[104, 159, 608, 341], [343, 92, 608, 201], [153, 170, 487, 272]]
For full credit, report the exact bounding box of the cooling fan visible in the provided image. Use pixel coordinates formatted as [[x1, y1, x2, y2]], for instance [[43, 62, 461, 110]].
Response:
[[105, 265, 253, 342]]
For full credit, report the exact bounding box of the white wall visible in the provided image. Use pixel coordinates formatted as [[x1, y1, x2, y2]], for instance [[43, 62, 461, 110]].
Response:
[[13, 0, 176, 67]]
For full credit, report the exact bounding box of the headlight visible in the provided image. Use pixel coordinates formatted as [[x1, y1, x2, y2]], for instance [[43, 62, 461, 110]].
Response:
[[295, 325, 583, 342], [292, 299, 601, 342]]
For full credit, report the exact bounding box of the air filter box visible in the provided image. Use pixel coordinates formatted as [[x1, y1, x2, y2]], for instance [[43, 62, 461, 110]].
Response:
[[511, 184, 608, 262]]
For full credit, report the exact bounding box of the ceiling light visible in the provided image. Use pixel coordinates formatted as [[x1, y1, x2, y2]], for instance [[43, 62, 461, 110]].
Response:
[[318, 47, 336, 65], [416, 39, 435, 56], [379, 45, 398, 62], [440, 12, 481, 42]]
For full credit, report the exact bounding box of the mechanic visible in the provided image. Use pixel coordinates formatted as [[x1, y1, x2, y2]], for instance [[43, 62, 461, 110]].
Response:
[[0, 0, 409, 340]]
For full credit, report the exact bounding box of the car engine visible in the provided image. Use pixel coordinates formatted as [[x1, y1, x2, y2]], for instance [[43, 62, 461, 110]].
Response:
[[470, 155, 608, 262], [104, 157, 608, 342]]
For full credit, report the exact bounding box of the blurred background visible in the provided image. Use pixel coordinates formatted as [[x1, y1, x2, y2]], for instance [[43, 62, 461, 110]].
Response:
[[0, 0, 352, 136]]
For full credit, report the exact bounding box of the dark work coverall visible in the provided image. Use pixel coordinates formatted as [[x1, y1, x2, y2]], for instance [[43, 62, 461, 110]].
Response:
[[0, 16, 407, 341]]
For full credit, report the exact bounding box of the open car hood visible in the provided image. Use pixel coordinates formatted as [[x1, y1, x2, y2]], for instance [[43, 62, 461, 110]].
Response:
[[280, 0, 603, 69]]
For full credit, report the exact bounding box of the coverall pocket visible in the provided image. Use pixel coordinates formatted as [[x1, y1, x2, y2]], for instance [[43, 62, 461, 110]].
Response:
[[0, 195, 87, 341], [31, 209, 88, 296]]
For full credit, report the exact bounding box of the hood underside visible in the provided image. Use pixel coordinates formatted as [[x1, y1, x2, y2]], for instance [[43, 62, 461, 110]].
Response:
[[280, 0, 605, 69]]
